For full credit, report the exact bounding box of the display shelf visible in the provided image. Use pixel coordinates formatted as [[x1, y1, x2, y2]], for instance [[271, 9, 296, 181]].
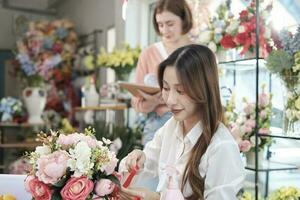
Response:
[[0, 142, 40, 148], [218, 57, 266, 70], [0, 122, 44, 128], [258, 133, 300, 140], [245, 160, 299, 172], [74, 103, 128, 112]]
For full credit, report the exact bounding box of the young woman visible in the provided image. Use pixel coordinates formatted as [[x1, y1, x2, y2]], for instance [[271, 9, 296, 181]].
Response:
[[121, 44, 245, 200], [132, 0, 194, 145]]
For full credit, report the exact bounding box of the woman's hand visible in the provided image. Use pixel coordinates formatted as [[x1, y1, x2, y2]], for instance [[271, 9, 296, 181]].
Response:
[[120, 187, 160, 200], [125, 150, 146, 171], [137, 90, 164, 112]]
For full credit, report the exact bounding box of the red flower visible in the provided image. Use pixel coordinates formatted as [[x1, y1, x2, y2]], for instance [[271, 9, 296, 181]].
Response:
[[235, 32, 249, 45], [239, 10, 249, 22], [220, 35, 237, 49]]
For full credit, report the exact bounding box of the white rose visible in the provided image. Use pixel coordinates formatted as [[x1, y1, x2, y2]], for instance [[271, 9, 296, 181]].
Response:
[[250, 136, 261, 146], [35, 145, 51, 156], [198, 30, 212, 44], [238, 25, 245, 33], [208, 41, 217, 53], [214, 27, 223, 34], [226, 20, 239, 34]]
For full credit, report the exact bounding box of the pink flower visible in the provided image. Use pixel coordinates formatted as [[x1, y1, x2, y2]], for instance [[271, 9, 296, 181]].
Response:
[[259, 93, 269, 107], [24, 176, 52, 200], [239, 140, 252, 152], [242, 125, 253, 133], [245, 119, 256, 128], [230, 124, 242, 143], [102, 155, 118, 175], [57, 134, 75, 148], [259, 128, 270, 135], [94, 179, 115, 197], [36, 150, 69, 184], [243, 103, 255, 115], [260, 110, 267, 119], [60, 177, 94, 200]]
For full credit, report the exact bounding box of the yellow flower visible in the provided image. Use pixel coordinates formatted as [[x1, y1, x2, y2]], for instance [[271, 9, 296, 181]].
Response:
[[0, 194, 16, 200], [295, 96, 300, 110]]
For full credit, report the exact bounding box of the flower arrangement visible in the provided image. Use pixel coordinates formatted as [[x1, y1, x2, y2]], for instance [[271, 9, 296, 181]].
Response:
[[230, 85, 272, 152], [97, 44, 141, 80], [268, 186, 300, 200], [266, 26, 300, 91], [198, 0, 233, 53], [238, 191, 254, 200], [0, 97, 24, 122], [13, 19, 78, 87], [220, 0, 273, 57], [266, 26, 300, 133], [24, 128, 121, 200]]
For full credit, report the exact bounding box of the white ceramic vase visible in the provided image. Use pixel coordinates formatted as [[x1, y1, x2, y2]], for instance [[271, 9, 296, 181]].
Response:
[[23, 87, 46, 124]]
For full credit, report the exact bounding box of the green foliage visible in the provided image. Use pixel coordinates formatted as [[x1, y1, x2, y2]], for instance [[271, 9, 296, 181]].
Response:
[[93, 121, 143, 161], [266, 50, 294, 74]]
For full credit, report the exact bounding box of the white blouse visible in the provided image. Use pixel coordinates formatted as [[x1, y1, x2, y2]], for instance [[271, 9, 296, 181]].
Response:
[[120, 117, 245, 200]]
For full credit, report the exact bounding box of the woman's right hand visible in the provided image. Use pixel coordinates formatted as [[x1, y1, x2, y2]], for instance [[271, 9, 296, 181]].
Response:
[[125, 149, 146, 171], [137, 90, 164, 112]]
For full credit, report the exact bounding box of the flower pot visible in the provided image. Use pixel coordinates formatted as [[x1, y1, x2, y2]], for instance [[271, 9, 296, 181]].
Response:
[[245, 150, 264, 168], [23, 87, 46, 124]]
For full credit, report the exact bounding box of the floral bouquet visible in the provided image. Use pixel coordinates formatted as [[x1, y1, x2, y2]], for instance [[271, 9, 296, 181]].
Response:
[[266, 26, 300, 91], [198, 0, 233, 54], [268, 186, 300, 200], [0, 97, 24, 122], [266, 26, 300, 133], [13, 19, 78, 87], [230, 85, 272, 152], [24, 128, 121, 200], [220, 0, 273, 57], [97, 44, 141, 80]]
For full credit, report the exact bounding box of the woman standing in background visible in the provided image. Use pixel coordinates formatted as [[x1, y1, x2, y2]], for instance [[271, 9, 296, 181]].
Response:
[[132, 0, 194, 145]]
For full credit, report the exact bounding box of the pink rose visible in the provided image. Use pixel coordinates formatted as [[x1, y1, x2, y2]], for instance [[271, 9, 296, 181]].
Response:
[[259, 93, 269, 107], [57, 134, 76, 148], [259, 110, 267, 119], [36, 150, 69, 184], [24, 175, 35, 192], [60, 177, 94, 200], [245, 119, 256, 128], [244, 103, 255, 115], [94, 179, 115, 197], [24, 176, 52, 200], [102, 155, 118, 175], [242, 125, 253, 133], [239, 140, 252, 152]]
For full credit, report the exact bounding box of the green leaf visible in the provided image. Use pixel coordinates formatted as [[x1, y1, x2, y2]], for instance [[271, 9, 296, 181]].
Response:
[[107, 174, 121, 188], [51, 190, 62, 200], [266, 50, 294, 73]]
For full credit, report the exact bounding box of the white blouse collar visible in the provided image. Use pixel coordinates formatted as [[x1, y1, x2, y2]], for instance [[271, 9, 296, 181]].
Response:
[[174, 119, 203, 145]]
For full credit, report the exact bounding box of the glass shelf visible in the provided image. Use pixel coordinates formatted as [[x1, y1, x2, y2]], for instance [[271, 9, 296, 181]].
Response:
[[245, 160, 299, 172], [218, 58, 266, 71]]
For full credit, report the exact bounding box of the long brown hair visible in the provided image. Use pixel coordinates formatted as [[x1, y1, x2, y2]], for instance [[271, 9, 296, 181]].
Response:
[[152, 0, 193, 35], [158, 44, 223, 199]]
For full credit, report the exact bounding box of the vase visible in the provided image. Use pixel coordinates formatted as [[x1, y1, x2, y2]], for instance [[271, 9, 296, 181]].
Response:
[[245, 150, 264, 168], [84, 83, 100, 107], [114, 66, 132, 81], [23, 87, 46, 124]]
